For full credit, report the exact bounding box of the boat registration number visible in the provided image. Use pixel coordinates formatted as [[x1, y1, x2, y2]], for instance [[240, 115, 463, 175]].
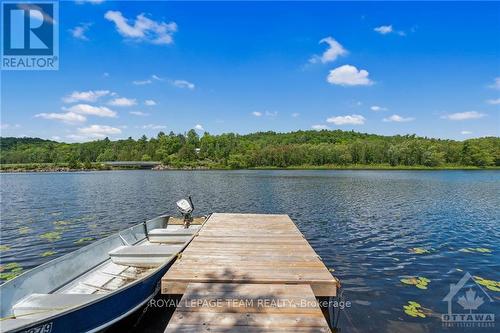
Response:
[[20, 323, 52, 333]]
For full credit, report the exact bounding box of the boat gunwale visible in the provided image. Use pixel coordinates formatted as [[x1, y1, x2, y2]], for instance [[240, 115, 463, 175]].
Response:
[[1, 213, 210, 332]]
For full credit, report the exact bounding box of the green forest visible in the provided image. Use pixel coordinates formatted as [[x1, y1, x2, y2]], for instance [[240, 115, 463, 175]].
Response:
[[1, 130, 499, 170]]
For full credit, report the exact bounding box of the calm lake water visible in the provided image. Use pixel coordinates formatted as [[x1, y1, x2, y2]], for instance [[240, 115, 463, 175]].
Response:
[[1, 170, 499, 332]]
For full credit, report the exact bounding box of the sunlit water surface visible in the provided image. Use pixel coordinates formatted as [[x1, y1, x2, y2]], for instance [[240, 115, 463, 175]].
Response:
[[1, 170, 499, 332]]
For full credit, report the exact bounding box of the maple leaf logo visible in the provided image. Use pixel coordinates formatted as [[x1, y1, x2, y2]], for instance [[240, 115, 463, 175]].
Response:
[[457, 288, 484, 312]]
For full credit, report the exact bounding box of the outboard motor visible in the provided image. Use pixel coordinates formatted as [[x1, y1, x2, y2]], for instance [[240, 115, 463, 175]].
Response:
[[176, 196, 194, 228]]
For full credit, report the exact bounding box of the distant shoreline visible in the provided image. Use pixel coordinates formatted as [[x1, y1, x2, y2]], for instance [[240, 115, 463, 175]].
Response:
[[1, 163, 499, 173]]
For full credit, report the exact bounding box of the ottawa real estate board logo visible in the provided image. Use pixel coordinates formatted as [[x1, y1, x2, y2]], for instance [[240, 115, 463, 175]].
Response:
[[1, 1, 58, 70], [442, 272, 495, 328]]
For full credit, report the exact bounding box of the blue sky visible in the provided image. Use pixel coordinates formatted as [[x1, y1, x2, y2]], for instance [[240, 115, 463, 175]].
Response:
[[1, 0, 499, 142]]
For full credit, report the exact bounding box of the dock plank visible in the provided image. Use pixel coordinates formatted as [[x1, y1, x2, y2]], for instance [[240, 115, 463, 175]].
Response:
[[164, 283, 331, 333], [162, 213, 338, 332], [162, 213, 338, 297]]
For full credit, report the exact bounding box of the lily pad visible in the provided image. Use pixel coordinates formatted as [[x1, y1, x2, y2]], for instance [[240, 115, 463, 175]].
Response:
[[459, 247, 492, 254], [486, 285, 500, 292], [402, 301, 427, 318], [75, 237, 94, 245], [404, 308, 418, 317], [41, 251, 56, 257], [40, 231, 62, 242], [401, 278, 418, 285], [0, 263, 23, 281], [3, 263, 21, 270], [0, 271, 22, 281], [401, 276, 431, 290], [409, 247, 430, 255], [473, 275, 500, 291], [18, 226, 32, 235], [53, 220, 71, 226]]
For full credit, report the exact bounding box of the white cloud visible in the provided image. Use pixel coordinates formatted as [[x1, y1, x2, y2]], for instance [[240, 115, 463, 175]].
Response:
[[374, 25, 405, 36], [461, 130, 473, 135], [65, 104, 117, 117], [35, 112, 86, 124], [63, 90, 110, 103], [327, 65, 373, 86], [312, 124, 329, 130], [0, 123, 21, 130], [370, 105, 387, 112], [108, 97, 137, 107], [252, 111, 277, 117], [77, 124, 121, 138], [326, 114, 366, 125], [374, 25, 393, 34], [51, 136, 61, 141], [383, 114, 415, 122], [102, 72, 110, 78], [130, 111, 149, 116], [441, 111, 485, 121], [486, 98, 500, 105], [144, 99, 157, 106], [152, 74, 163, 81], [142, 124, 167, 130], [171, 79, 195, 90], [133, 79, 152, 85], [309, 37, 348, 64], [69, 23, 92, 40], [488, 77, 500, 90], [194, 124, 204, 131], [291, 112, 300, 118], [104, 11, 177, 45]]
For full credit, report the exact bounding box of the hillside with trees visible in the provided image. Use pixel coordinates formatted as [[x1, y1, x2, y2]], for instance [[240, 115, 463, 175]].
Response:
[[1, 130, 499, 169]]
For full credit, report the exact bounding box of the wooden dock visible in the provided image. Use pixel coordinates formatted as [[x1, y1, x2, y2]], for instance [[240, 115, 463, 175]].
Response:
[[161, 213, 339, 332]]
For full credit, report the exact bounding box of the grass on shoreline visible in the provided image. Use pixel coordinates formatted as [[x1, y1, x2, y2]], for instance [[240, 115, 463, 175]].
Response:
[[1, 162, 499, 172], [250, 164, 500, 170]]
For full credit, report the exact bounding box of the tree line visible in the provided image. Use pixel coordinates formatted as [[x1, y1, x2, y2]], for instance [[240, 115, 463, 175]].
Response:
[[1, 130, 499, 168]]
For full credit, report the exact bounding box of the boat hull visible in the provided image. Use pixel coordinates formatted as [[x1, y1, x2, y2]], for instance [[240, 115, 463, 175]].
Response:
[[0, 214, 204, 333], [4, 263, 170, 333]]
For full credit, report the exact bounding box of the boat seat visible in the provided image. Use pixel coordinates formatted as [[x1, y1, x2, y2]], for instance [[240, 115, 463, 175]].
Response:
[[108, 245, 182, 267], [151, 225, 201, 236], [148, 226, 199, 243], [149, 234, 192, 244], [13, 293, 101, 319]]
